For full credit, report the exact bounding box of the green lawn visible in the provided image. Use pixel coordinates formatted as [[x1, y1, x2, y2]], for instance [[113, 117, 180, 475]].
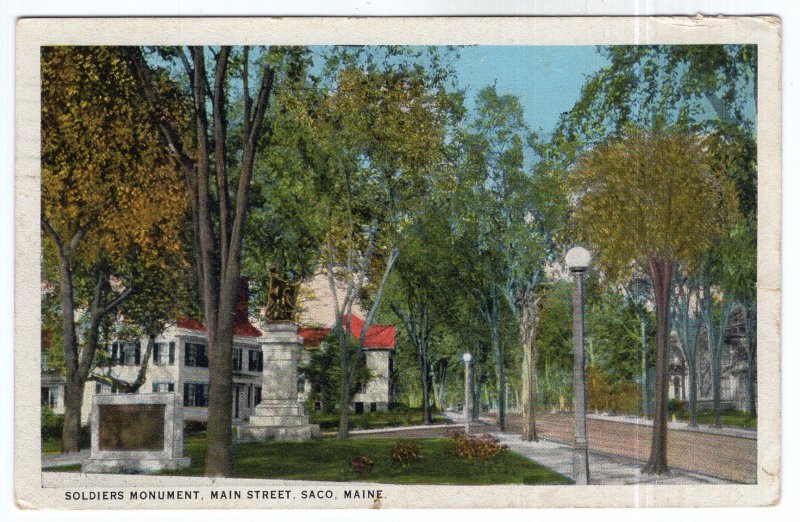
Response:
[[164, 434, 570, 485], [310, 407, 450, 431], [670, 409, 757, 429]]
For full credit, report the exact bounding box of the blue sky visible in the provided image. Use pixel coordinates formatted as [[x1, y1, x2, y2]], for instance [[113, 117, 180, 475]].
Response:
[[454, 46, 609, 137]]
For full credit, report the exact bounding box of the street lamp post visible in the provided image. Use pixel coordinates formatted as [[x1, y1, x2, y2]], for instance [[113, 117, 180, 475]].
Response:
[[566, 247, 591, 485], [463, 353, 472, 435]]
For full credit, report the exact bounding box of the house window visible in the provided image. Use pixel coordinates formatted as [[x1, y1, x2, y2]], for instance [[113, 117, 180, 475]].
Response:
[[232, 348, 243, 371], [183, 382, 209, 407], [370, 402, 377, 412], [41, 386, 58, 408], [254, 386, 262, 406], [248, 350, 263, 372], [111, 340, 141, 366], [152, 382, 175, 393], [184, 342, 208, 368], [95, 383, 112, 394], [153, 342, 175, 366]]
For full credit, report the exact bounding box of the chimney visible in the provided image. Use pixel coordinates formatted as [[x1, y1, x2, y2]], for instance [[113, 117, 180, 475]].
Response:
[[235, 277, 249, 324]]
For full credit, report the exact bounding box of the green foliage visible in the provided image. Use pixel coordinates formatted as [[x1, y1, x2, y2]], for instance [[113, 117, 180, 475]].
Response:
[[299, 333, 371, 412]]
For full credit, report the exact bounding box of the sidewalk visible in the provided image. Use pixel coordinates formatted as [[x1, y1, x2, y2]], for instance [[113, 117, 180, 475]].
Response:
[[42, 449, 89, 469], [586, 411, 756, 440], [447, 412, 734, 485]]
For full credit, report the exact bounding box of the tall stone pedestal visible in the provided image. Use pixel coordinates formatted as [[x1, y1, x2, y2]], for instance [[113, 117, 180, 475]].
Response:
[[238, 322, 320, 441]]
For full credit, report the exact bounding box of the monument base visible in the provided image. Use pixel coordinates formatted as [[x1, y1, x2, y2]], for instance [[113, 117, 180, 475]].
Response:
[[237, 424, 320, 442], [238, 399, 320, 441], [82, 457, 191, 474]]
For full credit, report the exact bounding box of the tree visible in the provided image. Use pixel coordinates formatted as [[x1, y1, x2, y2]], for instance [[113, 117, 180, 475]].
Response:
[[623, 278, 656, 415], [128, 45, 293, 476], [41, 47, 188, 453], [454, 85, 543, 432], [569, 126, 739, 474], [671, 271, 703, 426], [243, 53, 327, 316], [384, 200, 461, 424], [299, 332, 370, 414], [311, 50, 454, 438]]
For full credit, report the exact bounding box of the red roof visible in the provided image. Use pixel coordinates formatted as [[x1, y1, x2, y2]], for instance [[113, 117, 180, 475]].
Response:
[[176, 316, 263, 338], [299, 314, 395, 350], [298, 326, 331, 348], [176, 278, 262, 338]]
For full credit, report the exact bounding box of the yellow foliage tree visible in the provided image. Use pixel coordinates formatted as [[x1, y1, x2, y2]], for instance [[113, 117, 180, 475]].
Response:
[[41, 46, 188, 453], [569, 127, 739, 474]]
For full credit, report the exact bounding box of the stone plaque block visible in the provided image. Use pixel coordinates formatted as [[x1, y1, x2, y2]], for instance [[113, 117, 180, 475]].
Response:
[[83, 393, 190, 473], [98, 404, 165, 451]]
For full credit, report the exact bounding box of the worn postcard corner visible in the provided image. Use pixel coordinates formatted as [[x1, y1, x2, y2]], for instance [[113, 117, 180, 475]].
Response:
[[15, 15, 781, 510]]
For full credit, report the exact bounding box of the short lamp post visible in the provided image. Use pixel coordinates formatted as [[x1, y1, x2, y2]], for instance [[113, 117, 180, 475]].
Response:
[[463, 353, 472, 435], [566, 246, 591, 485]]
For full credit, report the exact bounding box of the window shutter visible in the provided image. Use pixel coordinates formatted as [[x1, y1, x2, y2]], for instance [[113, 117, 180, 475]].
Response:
[[169, 342, 175, 365], [152, 382, 158, 392], [111, 342, 118, 364], [153, 343, 161, 365], [183, 383, 190, 406], [258, 351, 263, 372], [168, 383, 174, 392], [134, 341, 141, 365], [185, 343, 191, 366]]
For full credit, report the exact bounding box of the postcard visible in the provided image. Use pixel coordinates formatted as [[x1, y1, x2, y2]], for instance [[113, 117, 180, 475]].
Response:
[[15, 16, 781, 509]]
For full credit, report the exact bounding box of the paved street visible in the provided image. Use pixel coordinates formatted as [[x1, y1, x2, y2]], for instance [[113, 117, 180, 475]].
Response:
[[501, 412, 757, 484]]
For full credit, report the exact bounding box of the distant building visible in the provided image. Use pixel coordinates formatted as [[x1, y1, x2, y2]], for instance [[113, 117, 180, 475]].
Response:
[[298, 313, 396, 413], [669, 305, 753, 412]]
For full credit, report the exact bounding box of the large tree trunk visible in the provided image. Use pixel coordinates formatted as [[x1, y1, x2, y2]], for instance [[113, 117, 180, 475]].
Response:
[[337, 326, 351, 440], [643, 254, 672, 475], [687, 360, 698, 426], [640, 315, 652, 416], [57, 253, 82, 453], [522, 338, 539, 441], [472, 370, 483, 420], [491, 322, 506, 432], [130, 46, 274, 477], [205, 292, 235, 476], [711, 346, 722, 428], [420, 350, 432, 424], [745, 304, 757, 418]]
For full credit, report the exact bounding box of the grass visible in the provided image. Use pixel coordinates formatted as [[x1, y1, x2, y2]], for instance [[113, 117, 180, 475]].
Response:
[[670, 409, 757, 429], [310, 406, 450, 431], [44, 463, 82, 472], [163, 433, 570, 485], [42, 438, 63, 455]]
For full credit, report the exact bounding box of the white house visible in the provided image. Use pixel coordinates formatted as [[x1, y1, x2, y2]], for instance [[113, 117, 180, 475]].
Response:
[[41, 277, 396, 426], [298, 313, 396, 413]]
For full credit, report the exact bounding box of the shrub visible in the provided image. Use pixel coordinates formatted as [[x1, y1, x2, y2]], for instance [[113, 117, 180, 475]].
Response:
[[350, 454, 375, 476], [41, 406, 63, 440], [184, 420, 208, 435], [452, 432, 506, 462], [390, 440, 421, 467], [668, 398, 685, 413]]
